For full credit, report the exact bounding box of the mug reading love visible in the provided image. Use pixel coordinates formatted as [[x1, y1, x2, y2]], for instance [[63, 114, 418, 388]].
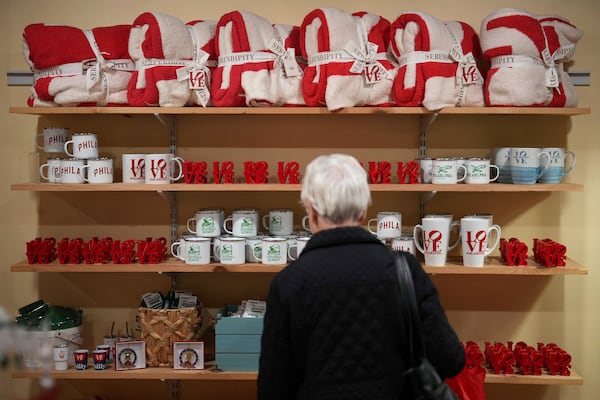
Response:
[[122, 154, 146, 183], [510, 148, 550, 184], [460, 217, 501, 267], [144, 154, 184, 184], [413, 216, 455, 267], [539, 147, 576, 184]]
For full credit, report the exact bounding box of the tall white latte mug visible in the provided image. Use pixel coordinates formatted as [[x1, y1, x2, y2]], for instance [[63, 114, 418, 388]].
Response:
[[460, 216, 501, 267]]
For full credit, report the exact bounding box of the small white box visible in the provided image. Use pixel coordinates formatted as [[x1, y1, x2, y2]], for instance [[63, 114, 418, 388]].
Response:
[[173, 341, 204, 370], [115, 340, 146, 371]]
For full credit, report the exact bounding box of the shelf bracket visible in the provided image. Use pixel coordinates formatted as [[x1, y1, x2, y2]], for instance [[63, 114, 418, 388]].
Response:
[[419, 113, 438, 158], [153, 114, 177, 155], [157, 191, 178, 245], [419, 191, 438, 219]]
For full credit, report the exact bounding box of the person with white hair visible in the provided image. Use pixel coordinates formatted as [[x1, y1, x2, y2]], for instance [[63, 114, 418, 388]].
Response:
[[257, 153, 465, 400]]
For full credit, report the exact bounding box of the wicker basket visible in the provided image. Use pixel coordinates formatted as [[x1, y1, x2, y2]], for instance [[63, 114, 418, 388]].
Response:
[[138, 307, 202, 367]]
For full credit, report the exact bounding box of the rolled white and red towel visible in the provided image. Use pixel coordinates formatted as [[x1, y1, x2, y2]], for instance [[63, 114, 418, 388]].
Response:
[[480, 8, 582, 107], [212, 10, 304, 107], [300, 7, 396, 110], [389, 11, 484, 110], [23, 23, 134, 106], [128, 12, 217, 107]]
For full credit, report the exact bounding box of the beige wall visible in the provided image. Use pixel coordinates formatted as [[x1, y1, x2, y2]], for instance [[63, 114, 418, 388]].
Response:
[[1, 0, 598, 399]]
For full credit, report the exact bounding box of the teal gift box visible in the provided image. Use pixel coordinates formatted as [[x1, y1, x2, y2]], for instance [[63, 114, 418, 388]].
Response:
[[215, 305, 263, 371]]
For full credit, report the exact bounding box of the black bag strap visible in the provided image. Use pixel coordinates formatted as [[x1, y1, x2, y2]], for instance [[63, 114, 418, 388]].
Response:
[[393, 251, 427, 367]]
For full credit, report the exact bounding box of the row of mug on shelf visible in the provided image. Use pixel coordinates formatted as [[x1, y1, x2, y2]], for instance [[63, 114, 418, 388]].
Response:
[[419, 147, 576, 185], [40, 153, 183, 184], [35, 128, 99, 158]]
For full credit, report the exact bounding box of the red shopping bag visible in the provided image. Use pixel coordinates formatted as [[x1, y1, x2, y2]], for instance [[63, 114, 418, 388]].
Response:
[[445, 365, 486, 400]]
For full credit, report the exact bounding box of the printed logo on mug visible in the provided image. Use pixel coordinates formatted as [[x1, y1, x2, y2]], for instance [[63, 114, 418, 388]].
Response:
[[39, 157, 63, 183], [538, 147, 576, 184], [64, 133, 98, 159], [223, 209, 259, 237], [464, 158, 500, 184], [509, 147, 550, 184], [181, 237, 211, 265], [431, 158, 466, 184], [37, 127, 68, 153], [144, 154, 184, 184], [367, 211, 402, 239], [414, 216, 457, 267], [83, 157, 113, 184], [262, 209, 294, 236], [60, 158, 87, 184], [122, 154, 146, 183], [460, 216, 501, 267]]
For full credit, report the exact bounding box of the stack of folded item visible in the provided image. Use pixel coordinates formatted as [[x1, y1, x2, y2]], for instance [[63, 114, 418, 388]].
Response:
[[300, 7, 396, 111], [128, 12, 217, 107], [388, 11, 485, 111], [212, 10, 304, 107], [22, 23, 134, 107], [480, 8, 582, 107]]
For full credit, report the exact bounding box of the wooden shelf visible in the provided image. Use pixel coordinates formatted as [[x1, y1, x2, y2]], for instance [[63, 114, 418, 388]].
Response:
[[9, 182, 584, 193], [12, 365, 583, 385], [9, 106, 591, 116], [10, 256, 587, 275]]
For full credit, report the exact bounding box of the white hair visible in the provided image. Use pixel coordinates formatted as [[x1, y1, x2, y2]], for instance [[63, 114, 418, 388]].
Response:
[[300, 154, 371, 224]]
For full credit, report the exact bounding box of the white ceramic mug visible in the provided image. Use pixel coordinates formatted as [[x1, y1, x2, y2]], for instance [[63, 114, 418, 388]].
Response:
[[423, 214, 461, 250], [254, 237, 288, 265], [464, 158, 500, 184], [539, 147, 576, 184], [288, 236, 310, 261], [122, 154, 146, 183], [37, 128, 68, 153], [223, 209, 259, 237], [390, 235, 416, 255], [215, 236, 246, 264], [301, 215, 311, 232], [53, 345, 69, 371], [431, 158, 467, 184], [144, 154, 184, 184], [245, 235, 266, 263], [367, 211, 403, 239], [413, 216, 455, 267], [83, 157, 113, 184], [460, 216, 501, 267], [64, 133, 98, 159], [187, 209, 223, 237], [510, 147, 550, 184], [178, 237, 211, 265], [418, 158, 434, 183], [491, 147, 512, 184], [59, 158, 86, 184], [262, 209, 294, 236], [39, 157, 63, 183]]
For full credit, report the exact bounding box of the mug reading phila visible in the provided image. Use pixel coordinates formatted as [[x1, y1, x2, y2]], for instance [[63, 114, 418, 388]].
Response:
[[64, 133, 98, 159], [367, 211, 402, 239], [36, 127, 68, 153]]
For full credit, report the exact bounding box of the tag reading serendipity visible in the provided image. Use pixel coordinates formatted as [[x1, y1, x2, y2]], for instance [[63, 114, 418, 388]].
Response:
[[85, 63, 101, 90], [142, 292, 163, 309]]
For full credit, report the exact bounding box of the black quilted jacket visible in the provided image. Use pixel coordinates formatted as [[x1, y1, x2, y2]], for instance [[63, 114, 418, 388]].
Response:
[[257, 226, 465, 400]]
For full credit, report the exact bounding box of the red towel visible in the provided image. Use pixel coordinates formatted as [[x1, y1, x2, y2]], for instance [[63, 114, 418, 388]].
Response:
[[300, 7, 395, 110], [212, 11, 282, 106], [23, 23, 133, 106], [481, 8, 581, 107], [127, 12, 217, 107], [389, 11, 484, 110]]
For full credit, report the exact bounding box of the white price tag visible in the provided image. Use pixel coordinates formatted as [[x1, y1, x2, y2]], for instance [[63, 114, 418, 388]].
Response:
[[142, 292, 163, 309]]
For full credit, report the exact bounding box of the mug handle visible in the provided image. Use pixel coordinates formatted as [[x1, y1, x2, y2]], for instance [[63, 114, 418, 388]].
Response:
[[81, 165, 90, 183], [223, 216, 233, 235], [64, 140, 74, 157], [39, 163, 50, 181], [412, 225, 425, 255], [536, 151, 551, 180], [287, 244, 298, 261], [367, 218, 378, 234], [456, 165, 467, 183], [170, 157, 184, 182], [186, 217, 197, 235], [489, 165, 500, 182], [562, 151, 577, 177], [448, 221, 461, 250], [484, 225, 502, 256], [261, 214, 270, 231], [170, 242, 184, 260], [302, 215, 311, 232], [35, 133, 45, 151]]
